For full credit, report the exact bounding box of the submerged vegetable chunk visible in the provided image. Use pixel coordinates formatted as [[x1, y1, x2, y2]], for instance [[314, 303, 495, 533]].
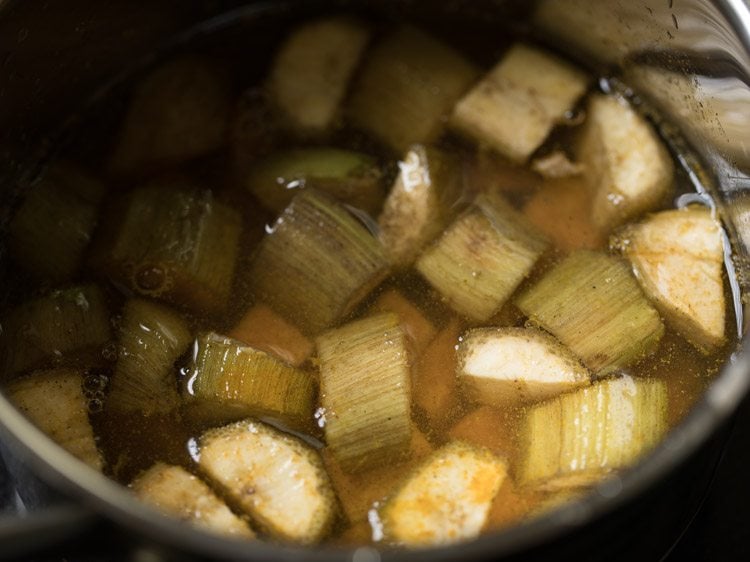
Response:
[[108, 299, 192, 415], [91, 184, 241, 316], [110, 57, 232, 174], [246, 148, 383, 215], [187, 332, 315, 431], [378, 145, 464, 269], [198, 419, 338, 544], [451, 43, 589, 163], [228, 303, 313, 367], [380, 441, 507, 546], [316, 313, 413, 473], [248, 190, 388, 335], [348, 27, 479, 152], [617, 206, 726, 353], [323, 427, 433, 524], [0, 285, 112, 378], [267, 17, 370, 132], [6, 369, 103, 470], [522, 176, 604, 251], [9, 163, 105, 282], [131, 463, 255, 538], [369, 289, 437, 356], [516, 250, 664, 374], [458, 327, 590, 405], [413, 318, 463, 428], [416, 193, 548, 321], [519, 376, 667, 490], [577, 93, 674, 231]]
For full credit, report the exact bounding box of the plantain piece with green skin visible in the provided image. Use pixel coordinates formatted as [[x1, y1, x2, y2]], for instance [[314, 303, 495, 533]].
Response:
[[246, 148, 384, 215], [108, 299, 192, 416], [0, 284, 112, 379], [347, 26, 480, 152], [9, 162, 106, 283], [416, 192, 548, 322], [457, 327, 590, 405], [90, 183, 241, 317], [131, 463, 255, 538], [379, 441, 507, 546], [198, 419, 338, 544], [267, 16, 370, 133], [248, 189, 388, 335], [450, 43, 589, 163], [186, 332, 316, 431], [109, 56, 232, 174], [5, 368, 103, 470], [519, 376, 668, 491], [378, 144, 464, 269], [516, 250, 665, 374], [316, 313, 413, 474]]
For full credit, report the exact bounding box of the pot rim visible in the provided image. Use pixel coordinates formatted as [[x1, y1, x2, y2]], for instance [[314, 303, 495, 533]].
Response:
[[1, 0, 750, 559]]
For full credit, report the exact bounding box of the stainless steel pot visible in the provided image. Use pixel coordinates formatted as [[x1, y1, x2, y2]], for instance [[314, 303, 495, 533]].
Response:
[[1, 0, 750, 560]]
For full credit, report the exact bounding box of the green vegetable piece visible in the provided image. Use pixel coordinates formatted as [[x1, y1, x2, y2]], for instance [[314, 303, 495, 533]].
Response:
[[248, 189, 388, 335], [516, 250, 664, 374], [247, 148, 383, 215]]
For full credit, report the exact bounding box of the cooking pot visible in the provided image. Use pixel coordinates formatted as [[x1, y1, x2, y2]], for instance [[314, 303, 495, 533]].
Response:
[[1, 0, 750, 560]]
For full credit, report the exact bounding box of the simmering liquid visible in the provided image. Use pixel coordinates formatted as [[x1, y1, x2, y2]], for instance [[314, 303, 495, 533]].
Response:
[[0, 5, 736, 548]]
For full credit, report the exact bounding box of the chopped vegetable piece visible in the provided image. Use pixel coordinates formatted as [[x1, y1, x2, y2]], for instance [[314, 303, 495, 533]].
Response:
[[577, 93, 674, 231], [267, 17, 370, 132], [6, 368, 103, 470], [248, 190, 388, 335], [413, 318, 462, 427], [458, 327, 590, 405], [131, 463, 255, 538], [228, 303, 313, 367], [323, 426, 433, 523], [446, 405, 517, 458], [316, 313, 413, 473], [0, 285, 112, 378], [380, 441, 507, 546], [91, 185, 241, 316], [450, 44, 589, 163], [370, 289, 437, 356], [348, 27, 479, 152], [516, 250, 664, 374], [523, 176, 604, 251], [8, 163, 105, 282], [108, 299, 191, 415], [246, 148, 383, 215], [198, 419, 338, 544], [187, 332, 315, 431], [617, 207, 726, 353], [109, 57, 232, 174], [531, 151, 584, 179], [378, 145, 464, 268], [519, 376, 667, 490], [416, 193, 548, 321]]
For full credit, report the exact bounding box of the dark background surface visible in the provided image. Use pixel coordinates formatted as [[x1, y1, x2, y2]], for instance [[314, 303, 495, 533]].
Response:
[[664, 391, 750, 561]]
